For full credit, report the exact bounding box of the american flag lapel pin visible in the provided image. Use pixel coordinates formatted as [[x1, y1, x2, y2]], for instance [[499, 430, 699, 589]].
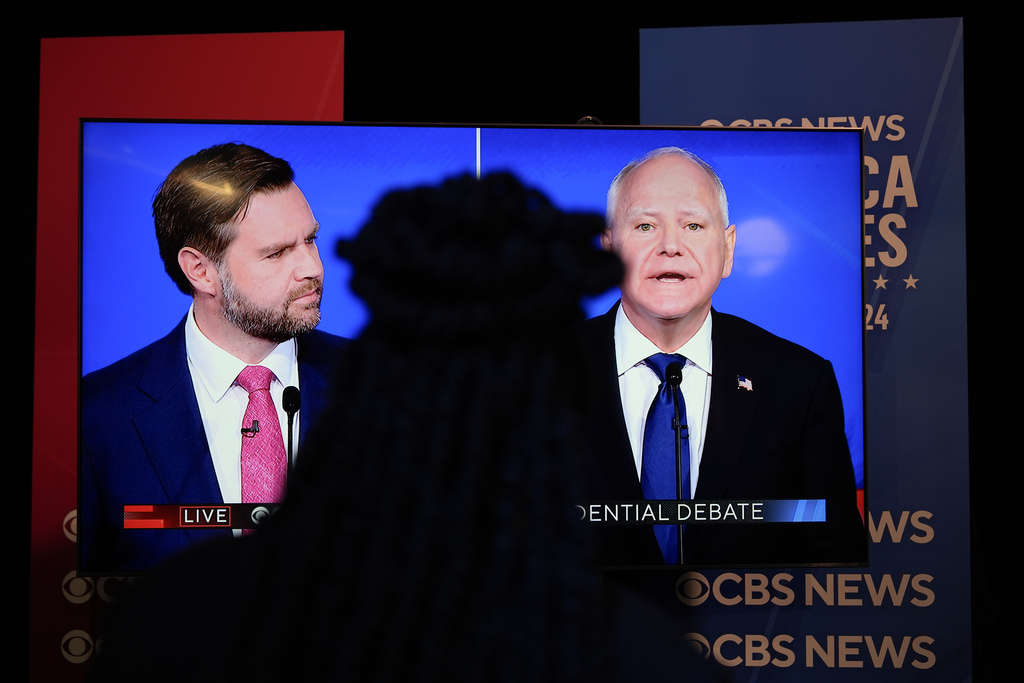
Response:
[[737, 376, 753, 391]]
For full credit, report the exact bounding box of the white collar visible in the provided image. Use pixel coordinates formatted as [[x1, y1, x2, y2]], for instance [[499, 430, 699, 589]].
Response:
[[613, 305, 713, 377], [184, 303, 298, 402]]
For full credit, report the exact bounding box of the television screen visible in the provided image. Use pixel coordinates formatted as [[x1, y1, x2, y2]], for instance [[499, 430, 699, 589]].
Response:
[[79, 120, 866, 573]]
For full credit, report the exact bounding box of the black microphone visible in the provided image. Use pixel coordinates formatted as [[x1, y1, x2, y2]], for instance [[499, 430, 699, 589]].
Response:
[[665, 361, 687, 436], [283, 386, 301, 474], [283, 386, 301, 415], [666, 362, 683, 387], [665, 361, 684, 444]]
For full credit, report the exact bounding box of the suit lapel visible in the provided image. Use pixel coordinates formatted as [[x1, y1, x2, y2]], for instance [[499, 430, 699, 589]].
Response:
[[583, 306, 644, 501], [134, 325, 340, 498], [582, 306, 667, 565], [694, 311, 764, 499], [134, 318, 226, 544]]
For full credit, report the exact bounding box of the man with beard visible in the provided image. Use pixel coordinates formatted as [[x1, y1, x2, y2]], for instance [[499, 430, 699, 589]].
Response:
[[80, 143, 348, 573]]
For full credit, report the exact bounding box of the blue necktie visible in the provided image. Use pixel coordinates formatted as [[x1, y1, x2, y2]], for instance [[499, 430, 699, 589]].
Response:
[[640, 353, 690, 564]]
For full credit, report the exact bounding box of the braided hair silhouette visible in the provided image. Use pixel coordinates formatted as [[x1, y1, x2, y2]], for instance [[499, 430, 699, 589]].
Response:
[[239, 171, 624, 681]]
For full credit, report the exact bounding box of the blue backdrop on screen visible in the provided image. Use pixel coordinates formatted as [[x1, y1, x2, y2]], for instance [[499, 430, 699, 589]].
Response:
[[80, 121, 864, 490], [81, 122, 477, 372], [637, 18, 966, 682]]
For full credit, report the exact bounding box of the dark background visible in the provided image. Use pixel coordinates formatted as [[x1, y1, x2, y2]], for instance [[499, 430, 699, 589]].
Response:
[[19, 13, 1003, 679]]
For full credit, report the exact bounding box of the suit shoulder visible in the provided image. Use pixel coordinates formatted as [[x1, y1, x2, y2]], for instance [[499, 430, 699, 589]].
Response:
[[82, 330, 181, 401], [581, 305, 617, 336], [713, 311, 831, 370], [298, 329, 350, 356], [304, 329, 350, 347]]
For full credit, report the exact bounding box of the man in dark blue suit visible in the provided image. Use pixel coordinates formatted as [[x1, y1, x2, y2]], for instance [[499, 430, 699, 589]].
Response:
[[583, 147, 866, 567], [80, 144, 347, 574]]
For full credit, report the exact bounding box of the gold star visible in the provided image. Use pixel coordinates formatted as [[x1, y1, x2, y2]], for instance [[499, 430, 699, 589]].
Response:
[[903, 274, 919, 289], [873, 275, 888, 289]]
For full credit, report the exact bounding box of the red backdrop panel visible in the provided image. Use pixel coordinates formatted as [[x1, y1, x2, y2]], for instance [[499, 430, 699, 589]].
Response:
[[32, 31, 344, 681]]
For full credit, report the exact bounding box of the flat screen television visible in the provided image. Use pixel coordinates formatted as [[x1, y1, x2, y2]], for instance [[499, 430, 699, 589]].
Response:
[[79, 120, 866, 573]]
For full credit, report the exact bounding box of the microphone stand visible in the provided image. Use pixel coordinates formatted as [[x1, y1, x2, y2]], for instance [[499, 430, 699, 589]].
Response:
[[667, 362, 686, 563], [283, 386, 301, 475]]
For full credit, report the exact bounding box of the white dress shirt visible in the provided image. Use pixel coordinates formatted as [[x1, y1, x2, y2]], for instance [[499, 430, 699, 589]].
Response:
[[613, 307, 713, 498], [184, 305, 300, 504]]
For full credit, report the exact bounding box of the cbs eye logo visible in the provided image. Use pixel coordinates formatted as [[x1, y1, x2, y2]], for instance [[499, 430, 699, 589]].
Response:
[[62, 572, 127, 604], [251, 506, 271, 526], [676, 572, 712, 606], [61, 630, 94, 664], [62, 572, 93, 604], [683, 632, 712, 659], [63, 510, 78, 542]]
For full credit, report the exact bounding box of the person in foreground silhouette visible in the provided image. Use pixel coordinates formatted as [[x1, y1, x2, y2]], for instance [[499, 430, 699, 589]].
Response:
[[89, 172, 728, 682]]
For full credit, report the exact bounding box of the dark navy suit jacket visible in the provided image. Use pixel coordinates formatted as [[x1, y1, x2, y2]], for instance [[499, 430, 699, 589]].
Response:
[[79, 315, 347, 574], [581, 306, 867, 567]]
